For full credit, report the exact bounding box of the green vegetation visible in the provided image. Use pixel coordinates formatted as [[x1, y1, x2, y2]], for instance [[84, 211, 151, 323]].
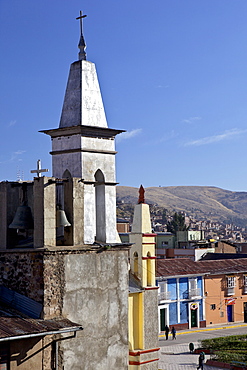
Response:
[[200, 335, 247, 365], [166, 212, 189, 233]]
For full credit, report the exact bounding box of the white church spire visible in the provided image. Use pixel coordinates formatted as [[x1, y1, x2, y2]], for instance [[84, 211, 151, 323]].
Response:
[[58, 11, 108, 129]]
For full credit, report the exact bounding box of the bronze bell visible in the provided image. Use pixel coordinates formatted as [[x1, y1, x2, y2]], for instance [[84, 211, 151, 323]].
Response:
[[9, 202, 34, 230], [56, 208, 71, 228]]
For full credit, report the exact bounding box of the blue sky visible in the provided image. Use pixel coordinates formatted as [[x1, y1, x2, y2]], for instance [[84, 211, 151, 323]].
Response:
[[1, 1, 247, 191]]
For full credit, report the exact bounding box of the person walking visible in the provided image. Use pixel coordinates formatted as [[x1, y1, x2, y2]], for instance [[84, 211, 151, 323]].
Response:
[[197, 351, 205, 369], [171, 326, 176, 340], [165, 325, 169, 340]]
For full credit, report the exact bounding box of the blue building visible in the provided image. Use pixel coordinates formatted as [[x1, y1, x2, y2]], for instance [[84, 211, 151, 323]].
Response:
[[156, 258, 207, 331]]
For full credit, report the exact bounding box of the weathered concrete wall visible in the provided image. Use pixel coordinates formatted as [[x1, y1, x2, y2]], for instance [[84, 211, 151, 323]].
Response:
[[10, 337, 43, 370], [60, 249, 129, 370], [0, 251, 44, 303], [0, 247, 130, 369], [143, 289, 159, 351], [52, 135, 83, 179], [10, 336, 54, 370]]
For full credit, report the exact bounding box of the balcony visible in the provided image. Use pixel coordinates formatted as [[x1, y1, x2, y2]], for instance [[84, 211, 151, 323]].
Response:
[[226, 287, 235, 296], [158, 291, 171, 301], [188, 288, 201, 298]]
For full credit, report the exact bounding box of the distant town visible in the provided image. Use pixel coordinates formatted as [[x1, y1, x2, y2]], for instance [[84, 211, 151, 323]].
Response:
[[117, 199, 247, 242]]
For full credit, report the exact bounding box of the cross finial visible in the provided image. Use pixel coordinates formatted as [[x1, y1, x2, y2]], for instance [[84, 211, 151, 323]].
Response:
[[30, 159, 49, 178], [76, 10, 87, 61]]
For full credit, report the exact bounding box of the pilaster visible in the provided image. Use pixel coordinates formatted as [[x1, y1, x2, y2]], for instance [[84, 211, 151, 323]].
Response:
[[33, 177, 56, 248], [64, 178, 84, 246]]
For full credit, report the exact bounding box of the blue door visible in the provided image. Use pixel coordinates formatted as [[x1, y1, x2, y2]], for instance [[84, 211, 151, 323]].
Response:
[[227, 305, 233, 322]]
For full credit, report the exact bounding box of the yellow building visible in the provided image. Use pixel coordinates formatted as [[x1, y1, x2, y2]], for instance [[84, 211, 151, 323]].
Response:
[[128, 186, 159, 369]]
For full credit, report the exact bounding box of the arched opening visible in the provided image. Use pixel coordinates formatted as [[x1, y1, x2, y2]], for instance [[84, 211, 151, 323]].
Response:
[[95, 169, 106, 242], [147, 252, 152, 286], [56, 170, 72, 245], [133, 252, 138, 275], [63, 169, 72, 179]]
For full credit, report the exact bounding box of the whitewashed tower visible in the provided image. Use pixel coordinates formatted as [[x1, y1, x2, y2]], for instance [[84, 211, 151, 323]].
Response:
[[41, 12, 124, 244]]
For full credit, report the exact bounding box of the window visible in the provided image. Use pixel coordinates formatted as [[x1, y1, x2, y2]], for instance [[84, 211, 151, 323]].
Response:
[[189, 278, 200, 298], [226, 276, 235, 296], [210, 304, 216, 310], [159, 280, 170, 301], [243, 275, 247, 294]]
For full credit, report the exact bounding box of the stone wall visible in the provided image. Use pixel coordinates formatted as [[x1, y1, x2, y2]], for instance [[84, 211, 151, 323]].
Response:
[[43, 252, 65, 319], [0, 251, 44, 303]]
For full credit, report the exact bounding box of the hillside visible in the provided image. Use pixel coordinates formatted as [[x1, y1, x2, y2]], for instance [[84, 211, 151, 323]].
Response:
[[116, 186, 247, 226]]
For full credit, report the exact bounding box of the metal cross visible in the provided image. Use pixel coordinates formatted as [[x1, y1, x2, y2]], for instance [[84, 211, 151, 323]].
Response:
[[76, 11, 87, 37], [30, 159, 49, 178]]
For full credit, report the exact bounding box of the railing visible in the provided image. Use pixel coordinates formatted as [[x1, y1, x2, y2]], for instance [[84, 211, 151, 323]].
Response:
[[189, 288, 201, 298], [158, 291, 171, 301], [227, 287, 235, 296]]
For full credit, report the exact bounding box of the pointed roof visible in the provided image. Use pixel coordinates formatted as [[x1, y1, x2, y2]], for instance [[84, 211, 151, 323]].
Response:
[[59, 60, 109, 128], [131, 186, 152, 233], [58, 11, 109, 129], [138, 185, 145, 204]]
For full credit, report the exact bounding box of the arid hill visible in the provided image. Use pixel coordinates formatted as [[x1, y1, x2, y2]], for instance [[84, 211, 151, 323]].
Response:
[[116, 186, 247, 226]]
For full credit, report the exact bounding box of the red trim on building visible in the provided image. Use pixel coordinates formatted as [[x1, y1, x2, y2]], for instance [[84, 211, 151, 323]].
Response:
[[129, 348, 160, 356], [129, 358, 159, 365], [142, 233, 157, 237], [142, 256, 157, 260], [145, 286, 159, 290], [142, 242, 156, 245]]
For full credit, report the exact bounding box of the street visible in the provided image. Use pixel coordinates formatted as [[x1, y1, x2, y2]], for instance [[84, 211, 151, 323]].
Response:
[[158, 323, 247, 369]]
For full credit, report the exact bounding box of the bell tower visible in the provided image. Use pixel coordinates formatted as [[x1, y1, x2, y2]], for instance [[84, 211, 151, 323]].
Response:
[[41, 12, 124, 244], [129, 186, 156, 287]]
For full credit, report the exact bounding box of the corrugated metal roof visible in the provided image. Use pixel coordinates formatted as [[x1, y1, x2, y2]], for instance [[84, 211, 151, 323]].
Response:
[[156, 257, 247, 278], [156, 258, 204, 278], [0, 302, 82, 341], [0, 285, 42, 319], [197, 258, 247, 275]]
